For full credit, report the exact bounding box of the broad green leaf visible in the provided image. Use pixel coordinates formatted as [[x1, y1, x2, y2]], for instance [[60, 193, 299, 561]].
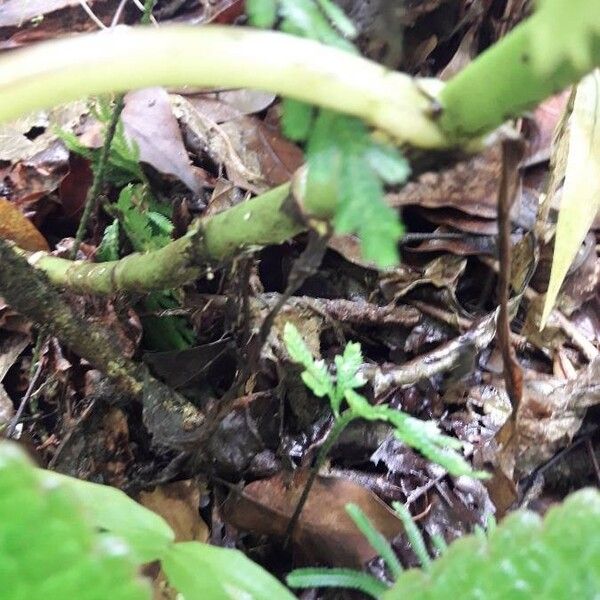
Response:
[[162, 542, 296, 600], [0, 443, 150, 600], [385, 488, 600, 599], [541, 70, 600, 327], [531, 0, 600, 74], [246, 0, 278, 28], [281, 98, 314, 141], [41, 470, 174, 563]]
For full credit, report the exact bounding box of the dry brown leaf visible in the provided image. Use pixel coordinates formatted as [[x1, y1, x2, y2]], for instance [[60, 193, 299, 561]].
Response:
[[223, 471, 403, 568], [123, 88, 204, 193], [0, 198, 49, 251], [139, 480, 208, 544]]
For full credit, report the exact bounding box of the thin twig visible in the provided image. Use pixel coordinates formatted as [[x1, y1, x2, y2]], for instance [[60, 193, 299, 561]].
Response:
[[69, 95, 125, 259], [5, 350, 45, 439], [496, 137, 526, 415], [78, 0, 107, 29], [70, 0, 158, 260], [284, 409, 355, 544]]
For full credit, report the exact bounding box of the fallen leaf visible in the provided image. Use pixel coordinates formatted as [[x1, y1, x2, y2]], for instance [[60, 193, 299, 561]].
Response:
[[139, 480, 208, 544], [0, 198, 49, 250], [541, 70, 600, 326], [223, 471, 404, 568], [122, 88, 204, 193]]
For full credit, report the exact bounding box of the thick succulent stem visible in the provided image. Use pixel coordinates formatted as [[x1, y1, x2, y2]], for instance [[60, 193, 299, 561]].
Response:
[[0, 25, 446, 148]]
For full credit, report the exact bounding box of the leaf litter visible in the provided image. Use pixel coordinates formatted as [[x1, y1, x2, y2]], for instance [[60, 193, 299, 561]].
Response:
[[0, 0, 599, 596]]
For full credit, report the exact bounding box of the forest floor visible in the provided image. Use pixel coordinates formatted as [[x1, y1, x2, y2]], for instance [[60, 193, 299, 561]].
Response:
[[0, 1, 599, 598]]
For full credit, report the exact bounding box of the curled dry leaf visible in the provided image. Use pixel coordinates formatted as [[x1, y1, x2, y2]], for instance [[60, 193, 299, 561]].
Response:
[[541, 70, 600, 326]]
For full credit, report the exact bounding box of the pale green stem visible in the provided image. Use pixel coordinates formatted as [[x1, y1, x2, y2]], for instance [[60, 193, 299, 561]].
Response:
[[0, 25, 446, 149]]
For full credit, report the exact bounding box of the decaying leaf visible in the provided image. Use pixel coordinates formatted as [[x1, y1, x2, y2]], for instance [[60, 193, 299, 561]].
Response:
[[122, 88, 204, 193], [223, 471, 404, 568], [0, 198, 49, 251], [541, 70, 600, 326], [139, 480, 208, 544]]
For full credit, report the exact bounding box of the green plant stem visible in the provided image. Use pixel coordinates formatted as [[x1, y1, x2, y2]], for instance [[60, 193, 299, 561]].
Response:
[[69, 95, 125, 260], [0, 25, 446, 149], [29, 181, 312, 294], [439, 12, 600, 139], [284, 409, 356, 543]]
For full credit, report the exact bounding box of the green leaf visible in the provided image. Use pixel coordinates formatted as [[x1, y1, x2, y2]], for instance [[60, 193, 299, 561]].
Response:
[[246, 0, 278, 28], [541, 70, 600, 327], [141, 291, 195, 352], [284, 322, 335, 402], [333, 341, 365, 414], [316, 0, 357, 38], [531, 0, 600, 74], [279, 0, 356, 52], [115, 184, 173, 252], [392, 502, 431, 570], [345, 392, 483, 478], [306, 111, 408, 267], [97, 219, 120, 262], [287, 567, 387, 598], [41, 469, 174, 563], [385, 489, 600, 599], [281, 98, 314, 141], [0, 443, 150, 600], [163, 542, 296, 600], [365, 144, 411, 185], [346, 503, 402, 579]]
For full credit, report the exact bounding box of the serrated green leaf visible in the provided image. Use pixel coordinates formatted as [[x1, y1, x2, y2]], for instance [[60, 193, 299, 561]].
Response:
[[283, 321, 317, 369], [279, 0, 356, 52], [142, 291, 195, 351], [541, 70, 600, 327], [385, 489, 600, 599], [333, 341, 365, 414], [246, 0, 278, 28], [306, 111, 406, 267], [115, 184, 172, 252], [336, 152, 403, 266], [365, 144, 411, 185], [281, 98, 314, 141], [97, 219, 120, 262], [531, 0, 600, 74], [284, 322, 335, 401]]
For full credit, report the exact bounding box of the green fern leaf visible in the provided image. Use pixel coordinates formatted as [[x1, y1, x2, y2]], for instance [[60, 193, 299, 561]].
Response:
[[287, 567, 388, 598], [385, 489, 600, 599]]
